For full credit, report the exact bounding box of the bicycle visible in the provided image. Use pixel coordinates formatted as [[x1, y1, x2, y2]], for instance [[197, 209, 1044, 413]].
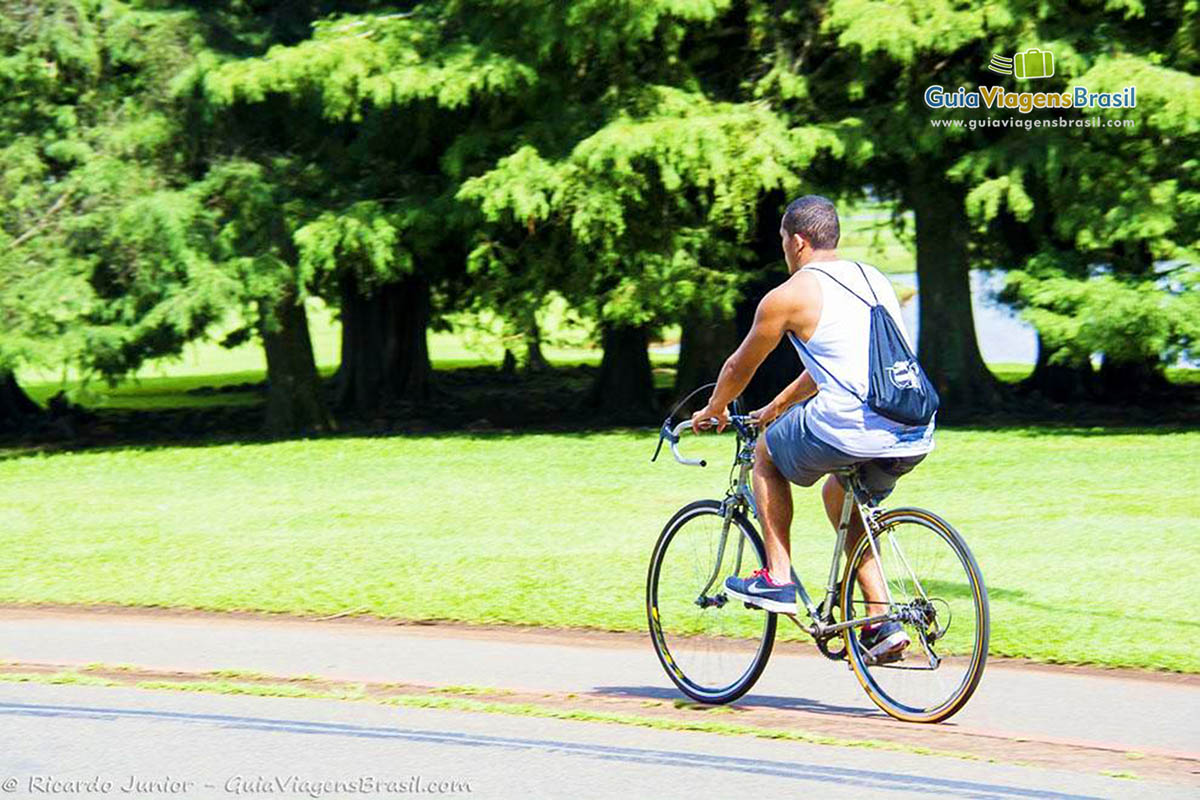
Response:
[[647, 405, 989, 723]]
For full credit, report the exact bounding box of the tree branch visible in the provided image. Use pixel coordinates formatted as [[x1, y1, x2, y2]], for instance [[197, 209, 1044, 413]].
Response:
[[8, 189, 75, 251]]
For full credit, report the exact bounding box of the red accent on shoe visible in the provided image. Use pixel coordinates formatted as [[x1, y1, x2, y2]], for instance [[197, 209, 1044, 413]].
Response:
[[750, 568, 792, 588]]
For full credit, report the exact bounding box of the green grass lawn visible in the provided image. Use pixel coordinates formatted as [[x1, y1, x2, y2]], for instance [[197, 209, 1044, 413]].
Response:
[[1, 427, 1196, 672]]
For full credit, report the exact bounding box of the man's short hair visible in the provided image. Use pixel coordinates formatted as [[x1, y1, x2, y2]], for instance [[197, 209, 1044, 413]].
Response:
[[782, 195, 840, 249]]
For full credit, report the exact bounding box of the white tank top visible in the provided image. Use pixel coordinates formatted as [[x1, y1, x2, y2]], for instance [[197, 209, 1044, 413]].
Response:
[[787, 260, 935, 458]]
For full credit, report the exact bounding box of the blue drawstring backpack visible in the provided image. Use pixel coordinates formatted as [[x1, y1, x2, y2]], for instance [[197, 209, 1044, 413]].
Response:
[[787, 262, 940, 427]]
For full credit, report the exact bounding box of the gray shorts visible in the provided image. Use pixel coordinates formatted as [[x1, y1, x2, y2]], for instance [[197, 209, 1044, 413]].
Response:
[[763, 402, 925, 502]]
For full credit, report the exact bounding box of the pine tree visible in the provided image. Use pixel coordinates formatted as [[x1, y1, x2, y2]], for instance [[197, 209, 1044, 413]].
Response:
[[456, 2, 854, 416], [202, 8, 536, 416], [994, 47, 1200, 400], [754, 0, 1198, 408], [0, 0, 230, 428]]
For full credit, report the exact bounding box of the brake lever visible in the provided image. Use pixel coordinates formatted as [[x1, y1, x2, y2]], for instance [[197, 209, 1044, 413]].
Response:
[[650, 419, 678, 462]]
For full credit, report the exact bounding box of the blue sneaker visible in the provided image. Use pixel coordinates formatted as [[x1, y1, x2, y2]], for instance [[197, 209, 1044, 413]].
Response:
[[859, 620, 911, 664], [724, 569, 797, 614]]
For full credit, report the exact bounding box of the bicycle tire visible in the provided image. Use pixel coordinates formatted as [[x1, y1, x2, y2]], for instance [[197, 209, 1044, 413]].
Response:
[[647, 499, 777, 705], [840, 507, 989, 723]]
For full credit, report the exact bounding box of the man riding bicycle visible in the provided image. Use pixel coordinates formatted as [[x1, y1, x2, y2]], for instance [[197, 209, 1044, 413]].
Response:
[[690, 195, 935, 664]]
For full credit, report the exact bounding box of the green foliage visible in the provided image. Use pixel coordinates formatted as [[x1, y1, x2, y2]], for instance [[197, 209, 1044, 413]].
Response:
[[784, 0, 1200, 373], [295, 203, 409, 287], [965, 174, 1035, 224], [826, 0, 989, 63], [1005, 265, 1200, 367], [448, 0, 732, 65], [2, 0, 1197, 400], [199, 6, 543, 345], [204, 13, 536, 121], [995, 49, 1200, 371], [462, 87, 849, 326], [0, 0, 224, 379]]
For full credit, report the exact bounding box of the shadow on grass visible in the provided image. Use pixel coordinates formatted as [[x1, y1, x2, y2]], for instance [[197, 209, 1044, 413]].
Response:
[[0, 407, 677, 464], [944, 424, 1199, 438], [2, 362, 1197, 463], [3, 416, 1197, 466]]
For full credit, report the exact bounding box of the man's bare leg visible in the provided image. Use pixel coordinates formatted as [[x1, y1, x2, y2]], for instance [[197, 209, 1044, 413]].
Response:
[[821, 475, 888, 616], [753, 437, 794, 585]]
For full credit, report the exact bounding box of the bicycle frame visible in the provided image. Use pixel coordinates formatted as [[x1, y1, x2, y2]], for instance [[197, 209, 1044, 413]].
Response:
[[662, 415, 899, 644]]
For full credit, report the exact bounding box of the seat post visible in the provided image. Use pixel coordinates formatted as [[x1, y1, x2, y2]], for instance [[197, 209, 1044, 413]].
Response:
[[822, 474, 857, 611]]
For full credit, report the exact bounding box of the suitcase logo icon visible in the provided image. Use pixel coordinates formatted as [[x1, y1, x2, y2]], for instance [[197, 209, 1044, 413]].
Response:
[[987, 49, 1055, 79]]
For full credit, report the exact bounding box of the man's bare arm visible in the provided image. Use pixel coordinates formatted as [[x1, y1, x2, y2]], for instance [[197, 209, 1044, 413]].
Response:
[[692, 289, 788, 431], [753, 370, 817, 424]]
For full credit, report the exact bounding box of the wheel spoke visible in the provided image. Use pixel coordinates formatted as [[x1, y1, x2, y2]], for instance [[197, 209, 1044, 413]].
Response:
[[648, 504, 775, 703], [843, 511, 988, 723]]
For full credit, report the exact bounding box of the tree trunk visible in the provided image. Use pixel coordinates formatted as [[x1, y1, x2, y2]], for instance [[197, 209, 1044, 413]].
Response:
[[909, 166, 1002, 413], [674, 307, 738, 397], [501, 349, 517, 375], [260, 291, 333, 436], [335, 274, 432, 417], [735, 190, 802, 412], [1097, 356, 1170, 402], [1023, 334, 1096, 402], [524, 322, 552, 373], [587, 324, 656, 418], [0, 371, 40, 431]]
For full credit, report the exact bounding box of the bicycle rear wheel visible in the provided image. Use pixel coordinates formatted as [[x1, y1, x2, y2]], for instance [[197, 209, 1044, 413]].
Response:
[[647, 499, 776, 704], [841, 508, 988, 723]]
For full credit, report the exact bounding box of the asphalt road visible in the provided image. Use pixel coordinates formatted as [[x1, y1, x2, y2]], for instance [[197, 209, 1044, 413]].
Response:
[[0, 608, 1196, 798], [0, 682, 1177, 800]]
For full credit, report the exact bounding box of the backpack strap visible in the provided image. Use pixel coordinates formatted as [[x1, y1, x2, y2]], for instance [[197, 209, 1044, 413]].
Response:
[[790, 261, 888, 406], [785, 330, 867, 404], [805, 262, 881, 308], [854, 261, 882, 304]]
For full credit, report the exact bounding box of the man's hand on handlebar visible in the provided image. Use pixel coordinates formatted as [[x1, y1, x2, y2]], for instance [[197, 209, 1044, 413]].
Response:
[[748, 400, 782, 427], [690, 404, 729, 434]]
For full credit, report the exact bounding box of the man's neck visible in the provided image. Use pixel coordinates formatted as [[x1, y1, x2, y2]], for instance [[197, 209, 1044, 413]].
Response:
[[800, 249, 839, 268]]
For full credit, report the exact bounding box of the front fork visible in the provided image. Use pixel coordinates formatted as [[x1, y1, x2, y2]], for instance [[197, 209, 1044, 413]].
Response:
[[694, 459, 756, 605], [699, 463, 938, 666]]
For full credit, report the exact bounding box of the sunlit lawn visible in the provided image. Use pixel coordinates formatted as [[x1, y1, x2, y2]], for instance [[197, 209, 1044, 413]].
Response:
[[839, 203, 916, 274], [0, 425, 1196, 672]]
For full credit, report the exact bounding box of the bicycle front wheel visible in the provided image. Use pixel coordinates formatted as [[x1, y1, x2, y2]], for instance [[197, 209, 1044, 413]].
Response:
[[647, 499, 776, 704], [841, 508, 989, 723]]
